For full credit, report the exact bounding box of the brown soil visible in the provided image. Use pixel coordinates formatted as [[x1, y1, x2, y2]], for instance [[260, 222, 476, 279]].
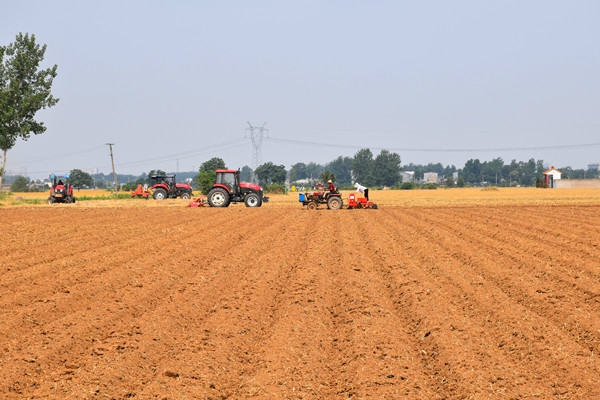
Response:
[[1, 204, 600, 399]]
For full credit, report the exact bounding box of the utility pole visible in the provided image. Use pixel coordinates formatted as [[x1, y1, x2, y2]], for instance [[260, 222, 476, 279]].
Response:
[[105, 143, 118, 194]]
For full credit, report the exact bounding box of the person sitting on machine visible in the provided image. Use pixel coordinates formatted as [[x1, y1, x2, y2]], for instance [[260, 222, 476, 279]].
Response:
[[327, 179, 337, 193], [354, 182, 369, 200]]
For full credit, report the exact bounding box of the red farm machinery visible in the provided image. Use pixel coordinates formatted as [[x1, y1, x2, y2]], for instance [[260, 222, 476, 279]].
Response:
[[47, 174, 75, 204], [206, 169, 269, 207], [150, 175, 193, 200]]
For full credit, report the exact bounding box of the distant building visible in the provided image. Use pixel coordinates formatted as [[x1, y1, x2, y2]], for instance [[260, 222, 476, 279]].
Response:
[[543, 166, 562, 188], [423, 172, 439, 184], [452, 172, 459, 182], [401, 171, 415, 182]]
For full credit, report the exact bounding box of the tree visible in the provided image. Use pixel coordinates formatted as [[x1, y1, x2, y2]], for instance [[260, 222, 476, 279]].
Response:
[[325, 156, 352, 185], [352, 148, 375, 186], [456, 176, 465, 187], [197, 158, 226, 195], [255, 162, 286, 186], [10, 175, 28, 192], [373, 149, 401, 187], [240, 165, 253, 182], [0, 33, 59, 190], [445, 177, 455, 188], [305, 162, 324, 180], [289, 162, 307, 183], [69, 169, 93, 189], [320, 170, 336, 183]]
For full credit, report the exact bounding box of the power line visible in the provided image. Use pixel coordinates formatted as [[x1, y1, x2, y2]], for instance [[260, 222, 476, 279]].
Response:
[[16, 145, 106, 164], [16, 138, 249, 175], [264, 137, 600, 153]]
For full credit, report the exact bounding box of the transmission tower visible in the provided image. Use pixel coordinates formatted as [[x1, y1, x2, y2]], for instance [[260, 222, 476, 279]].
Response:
[[246, 121, 268, 170]]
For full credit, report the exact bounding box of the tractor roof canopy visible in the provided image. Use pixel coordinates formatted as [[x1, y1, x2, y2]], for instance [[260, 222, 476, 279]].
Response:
[[50, 174, 69, 179], [215, 170, 237, 173], [150, 175, 175, 179]]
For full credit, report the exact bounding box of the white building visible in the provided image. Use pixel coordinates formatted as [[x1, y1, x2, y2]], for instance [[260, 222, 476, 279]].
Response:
[[423, 172, 439, 184], [543, 166, 562, 188], [401, 171, 415, 182]]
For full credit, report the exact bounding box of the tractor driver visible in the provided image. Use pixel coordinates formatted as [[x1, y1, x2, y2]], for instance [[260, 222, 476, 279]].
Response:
[[328, 180, 336, 193], [354, 182, 369, 200], [57, 179, 64, 186]]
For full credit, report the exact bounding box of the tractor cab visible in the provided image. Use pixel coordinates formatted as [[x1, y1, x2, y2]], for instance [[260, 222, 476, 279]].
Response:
[[48, 174, 75, 204], [214, 170, 240, 195]]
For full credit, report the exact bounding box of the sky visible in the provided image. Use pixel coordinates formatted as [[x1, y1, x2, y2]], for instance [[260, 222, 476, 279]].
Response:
[[2, 1, 599, 179]]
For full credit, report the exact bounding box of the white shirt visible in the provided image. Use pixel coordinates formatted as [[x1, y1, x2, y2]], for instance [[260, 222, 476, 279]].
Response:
[[354, 183, 367, 193]]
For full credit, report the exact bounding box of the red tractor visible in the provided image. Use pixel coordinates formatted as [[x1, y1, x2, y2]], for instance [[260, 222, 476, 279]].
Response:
[[48, 174, 75, 204], [298, 191, 343, 210], [207, 169, 269, 207], [150, 175, 193, 200]]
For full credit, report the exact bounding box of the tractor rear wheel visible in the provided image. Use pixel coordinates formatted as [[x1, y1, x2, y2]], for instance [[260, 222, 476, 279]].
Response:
[[244, 193, 260, 207], [307, 201, 318, 210], [153, 188, 168, 200], [208, 187, 230, 207], [327, 197, 342, 210]]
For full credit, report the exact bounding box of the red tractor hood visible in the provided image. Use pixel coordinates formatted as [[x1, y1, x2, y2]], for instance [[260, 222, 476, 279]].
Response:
[[176, 183, 192, 189], [240, 182, 262, 191]]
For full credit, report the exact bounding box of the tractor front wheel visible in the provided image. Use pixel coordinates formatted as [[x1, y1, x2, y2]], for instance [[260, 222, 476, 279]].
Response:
[[208, 187, 230, 207], [327, 197, 342, 210], [181, 192, 191, 200], [244, 193, 261, 207], [307, 201, 318, 210], [47, 196, 55, 204], [153, 188, 168, 200]]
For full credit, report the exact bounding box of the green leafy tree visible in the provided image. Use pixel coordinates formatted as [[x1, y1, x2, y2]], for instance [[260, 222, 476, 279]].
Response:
[[289, 162, 307, 183], [0, 33, 59, 190], [325, 156, 353, 185], [445, 177, 455, 188], [69, 169, 94, 189], [374, 149, 401, 187], [352, 148, 375, 186], [10, 175, 29, 192], [456, 176, 465, 187], [197, 158, 226, 195], [305, 162, 324, 180], [240, 165, 253, 182], [320, 170, 336, 184], [255, 162, 286, 186]]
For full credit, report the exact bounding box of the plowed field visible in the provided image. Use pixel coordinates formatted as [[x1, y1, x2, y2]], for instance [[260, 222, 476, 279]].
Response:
[[2, 204, 600, 399]]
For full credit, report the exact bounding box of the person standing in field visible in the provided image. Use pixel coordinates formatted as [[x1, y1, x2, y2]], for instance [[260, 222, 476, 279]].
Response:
[[354, 182, 369, 200]]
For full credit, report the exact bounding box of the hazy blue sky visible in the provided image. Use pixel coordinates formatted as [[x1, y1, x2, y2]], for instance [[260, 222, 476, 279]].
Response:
[[2, 1, 599, 178]]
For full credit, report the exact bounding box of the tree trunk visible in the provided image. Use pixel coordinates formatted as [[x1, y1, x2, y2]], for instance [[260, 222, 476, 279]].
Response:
[[0, 149, 7, 191]]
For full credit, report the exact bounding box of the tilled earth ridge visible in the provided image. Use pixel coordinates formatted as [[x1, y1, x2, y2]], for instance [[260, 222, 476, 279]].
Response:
[[1, 205, 600, 399]]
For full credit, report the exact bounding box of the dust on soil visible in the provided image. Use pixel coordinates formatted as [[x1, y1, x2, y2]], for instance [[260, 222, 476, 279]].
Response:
[[1, 204, 600, 399]]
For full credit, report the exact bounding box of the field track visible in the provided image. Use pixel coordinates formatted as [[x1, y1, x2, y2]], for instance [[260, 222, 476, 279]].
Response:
[[1, 204, 600, 399]]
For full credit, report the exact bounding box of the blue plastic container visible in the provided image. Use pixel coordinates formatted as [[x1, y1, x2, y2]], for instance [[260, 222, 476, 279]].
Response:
[[299, 193, 305, 202]]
